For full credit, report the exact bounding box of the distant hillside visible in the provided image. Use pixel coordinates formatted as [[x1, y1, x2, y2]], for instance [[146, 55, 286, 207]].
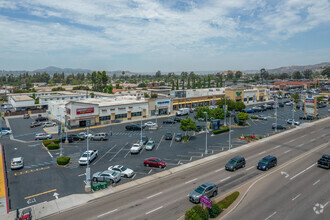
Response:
[[266, 62, 330, 74], [33, 66, 93, 74]]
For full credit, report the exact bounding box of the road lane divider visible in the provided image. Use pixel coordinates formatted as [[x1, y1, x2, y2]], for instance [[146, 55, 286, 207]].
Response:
[[292, 193, 301, 201], [290, 163, 316, 180], [258, 151, 266, 155], [220, 176, 231, 183], [185, 178, 197, 184], [147, 192, 163, 199], [215, 168, 224, 173], [265, 211, 277, 220], [146, 206, 163, 215], [97, 209, 118, 218], [245, 166, 254, 171], [312, 179, 320, 186]]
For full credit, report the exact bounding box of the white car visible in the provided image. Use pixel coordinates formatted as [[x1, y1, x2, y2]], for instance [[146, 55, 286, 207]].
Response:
[[78, 150, 98, 165], [11, 157, 24, 170], [42, 121, 57, 128], [257, 115, 268, 120], [144, 121, 156, 127], [130, 143, 142, 154], [285, 102, 293, 106], [108, 165, 134, 178], [0, 130, 12, 135], [145, 140, 155, 150], [286, 119, 300, 125]]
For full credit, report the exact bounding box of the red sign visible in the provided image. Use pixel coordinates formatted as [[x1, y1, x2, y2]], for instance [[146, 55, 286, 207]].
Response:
[[201, 196, 211, 208], [76, 107, 94, 115]]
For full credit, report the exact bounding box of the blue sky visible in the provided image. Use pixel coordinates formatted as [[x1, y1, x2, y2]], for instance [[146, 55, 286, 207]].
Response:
[[0, 0, 329, 72]]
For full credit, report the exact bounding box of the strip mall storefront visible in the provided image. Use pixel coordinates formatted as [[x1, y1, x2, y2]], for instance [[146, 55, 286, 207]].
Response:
[[172, 95, 224, 111]]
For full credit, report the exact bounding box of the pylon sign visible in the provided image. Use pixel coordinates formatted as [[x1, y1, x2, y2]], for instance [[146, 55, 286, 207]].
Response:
[[61, 123, 65, 133], [1, 112, 4, 120]]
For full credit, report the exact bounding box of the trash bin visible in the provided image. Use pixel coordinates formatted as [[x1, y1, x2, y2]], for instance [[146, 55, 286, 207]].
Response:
[[92, 183, 101, 191], [100, 182, 107, 189]]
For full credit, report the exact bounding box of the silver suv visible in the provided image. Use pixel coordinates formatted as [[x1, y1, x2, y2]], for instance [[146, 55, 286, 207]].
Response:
[[91, 133, 108, 141], [189, 182, 218, 203], [92, 170, 121, 184], [35, 133, 52, 140]]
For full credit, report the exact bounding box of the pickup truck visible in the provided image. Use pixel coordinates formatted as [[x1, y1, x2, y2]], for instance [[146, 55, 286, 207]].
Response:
[[317, 154, 330, 169], [79, 150, 98, 165]]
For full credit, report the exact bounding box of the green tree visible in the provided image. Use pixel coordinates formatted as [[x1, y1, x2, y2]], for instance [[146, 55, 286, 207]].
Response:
[[176, 79, 179, 90], [218, 99, 236, 111], [108, 84, 113, 94], [180, 116, 197, 137], [235, 71, 242, 79], [216, 78, 219, 87], [192, 78, 196, 89], [237, 112, 249, 121], [207, 75, 211, 88], [292, 71, 303, 79], [260, 68, 269, 81], [316, 96, 323, 104], [227, 71, 234, 80], [290, 93, 300, 102], [182, 79, 185, 90], [303, 69, 313, 79], [203, 77, 206, 88], [321, 68, 330, 77], [144, 93, 150, 98], [171, 80, 175, 90], [155, 70, 161, 77], [90, 92, 95, 98], [220, 75, 223, 87], [187, 78, 191, 89], [235, 102, 246, 111]]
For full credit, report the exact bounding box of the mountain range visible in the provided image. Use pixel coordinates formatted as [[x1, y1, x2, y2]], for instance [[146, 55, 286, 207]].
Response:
[[0, 62, 329, 76]]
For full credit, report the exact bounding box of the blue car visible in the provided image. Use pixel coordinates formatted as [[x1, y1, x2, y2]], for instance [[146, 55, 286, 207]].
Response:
[[257, 155, 277, 171], [0, 127, 10, 131], [243, 109, 255, 113]]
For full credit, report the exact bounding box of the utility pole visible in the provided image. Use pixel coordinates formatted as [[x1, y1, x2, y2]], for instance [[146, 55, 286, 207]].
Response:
[[204, 112, 208, 155], [65, 112, 68, 143], [85, 121, 91, 192]]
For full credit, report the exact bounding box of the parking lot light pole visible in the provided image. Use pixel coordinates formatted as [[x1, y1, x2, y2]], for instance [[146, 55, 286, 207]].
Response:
[[204, 112, 208, 155], [292, 103, 295, 126], [229, 111, 231, 150], [139, 107, 143, 144], [57, 115, 63, 157], [224, 99, 227, 126], [85, 122, 91, 192], [275, 98, 278, 133], [65, 113, 68, 143], [155, 105, 158, 125]]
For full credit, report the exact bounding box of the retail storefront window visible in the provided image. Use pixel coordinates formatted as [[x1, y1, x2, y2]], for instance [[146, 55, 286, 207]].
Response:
[[159, 108, 168, 115], [192, 103, 197, 108], [173, 105, 179, 110], [99, 116, 111, 121], [115, 113, 128, 119], [198, 102, 203, 107], [131, 112, 142, 117]]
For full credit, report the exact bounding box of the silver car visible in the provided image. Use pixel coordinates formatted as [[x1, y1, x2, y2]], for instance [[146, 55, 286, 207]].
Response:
[[189, 182, 218, 203], [145, 140, 155, 151], [35, 133, 52, 140], [11, 157, 24, 170], [91, 133, 108, 141], [92, 170, 121, 184], [42, 121, 57, 128]]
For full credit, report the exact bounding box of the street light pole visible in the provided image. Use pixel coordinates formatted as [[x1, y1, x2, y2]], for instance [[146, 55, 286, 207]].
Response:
[[224, 98, 227, 126], [292, 103, 295, 126], [204, 112, 208, 155], [275, 98, 278, 133], [85, 122, 91, 192], [229, 111, 231, 150], [65, 111, 68, 143], [139, 107, 143, 143], [155, 105, 158, 125]]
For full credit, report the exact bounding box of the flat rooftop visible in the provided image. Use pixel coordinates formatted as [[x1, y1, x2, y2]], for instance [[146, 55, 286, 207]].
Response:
[[11, 95, 34, 101]]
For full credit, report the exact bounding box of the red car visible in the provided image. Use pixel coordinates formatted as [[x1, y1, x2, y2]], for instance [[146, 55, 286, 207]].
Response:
[[144, 157, 166, 168]]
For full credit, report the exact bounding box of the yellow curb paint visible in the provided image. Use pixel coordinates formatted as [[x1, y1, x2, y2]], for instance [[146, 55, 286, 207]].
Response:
[[24, 189, 57, 199]]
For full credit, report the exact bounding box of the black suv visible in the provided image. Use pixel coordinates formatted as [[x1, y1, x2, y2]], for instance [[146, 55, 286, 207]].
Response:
[[317, 154, 330, 169], [125, 124, 143, 131], [165, 132, 173, 140], [35, 117, 48, 122], [257, 155, 277, 171], [61, 134, 82, 143], [225, 156, 246, 171], [173, 117, 183, 122]]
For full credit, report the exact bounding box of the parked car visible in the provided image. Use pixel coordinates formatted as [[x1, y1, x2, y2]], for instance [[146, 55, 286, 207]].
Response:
[[175, 133, 183, 142], [42, 121, 57, 128], [272, 124, 286, 130], [300, 115, 314, 120], [108, 165, 134, 178], [163, 119, 175, 124], [317, 103, 327, 108], [141, 136, 149, 145], [77, 132, 87, 140], [60, 134, 81, 143], [91, 133, 108, 141], [144, 157, 166, 168], [243, 109, 255, 113], [317, 154, 330, 169], [195, 125, 202, 132], [174, 117, 184, 122], [78, 150, 98, 165], [0, 130, 12, 135], [225, 156, 246, 171], [145, 140, 155, 150], [286, 119, 300, 125], [144, 121, 156, 127], [30, 121, 42, 128], [130, 143, 142, 154], [35, 133, 52, 140], [278, 103, 284, 107], [165, 132, 173, 140], [35, 117, 48, 122], [283, 100, 290, 104], [92, 170, 121, 184], [285, 101, 293, 106], [264, 104, 273, 110], [0, 127, 10, 130], [125, 124, 143, 131], [11, 157, 24, 170], [252, 107, 263, 112], [257, 155, 277, 171], [257, 115, 268, 120], [189, 182, 218, 203], [23, 114, 30, 119]]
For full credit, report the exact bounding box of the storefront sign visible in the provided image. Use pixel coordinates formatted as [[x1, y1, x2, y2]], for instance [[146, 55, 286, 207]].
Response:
[[102, 109, 107, 112], [259, 90, 265, 92], [129, 106, 133, 109], [76, 107, 94, 115], [110, 108, 115, 111], [118, 107, 126, 110], [157, 101, 169, 104]]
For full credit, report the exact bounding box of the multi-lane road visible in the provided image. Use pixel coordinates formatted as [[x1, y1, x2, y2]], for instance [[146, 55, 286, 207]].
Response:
[[43, 117, 329, 220]]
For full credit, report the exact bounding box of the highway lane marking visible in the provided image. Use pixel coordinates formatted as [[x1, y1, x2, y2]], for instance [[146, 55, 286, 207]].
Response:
[[147, 192, 163, 199], [24, 189, 56, 199], [290, 163, 316, 180], [245, 166, 254, 171], [292, 193, 301, 201], [312, 179, 320, 186], [273, 145, 281, 149], [215, 168, 224, 173], [265, 211, 277, 220], [297, 143, 304, 147], [283, 150, 291, 154], [258, 151, 266, 155], [97, 209, 118, 218], [170, 133, 175, 147], [301, 134, 306, 138], [185, 178, 198, 184], [310, 138, 316, 142], [93, 144, 117, 165], [14, 166, 50, 176], [156, 135, 164, 150], [146, 206, 163, 215], [110, 144, 127, 161], [287, 139, 295, 144], [220, 176, 231, 183]]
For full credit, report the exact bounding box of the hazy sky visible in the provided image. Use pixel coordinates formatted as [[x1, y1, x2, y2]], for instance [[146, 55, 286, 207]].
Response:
[[0, 0, 329, 72]]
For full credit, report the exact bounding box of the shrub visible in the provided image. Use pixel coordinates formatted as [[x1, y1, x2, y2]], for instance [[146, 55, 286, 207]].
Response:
[[251, 116, 258, 119], [218, 191, 240, 210], [237, 121, 245, 126], [208, 200, 222, 218], [43, 139, 52, 146], [259, 136, 262, 139], [57, 156, 70, 166], [47, 143, 60, 150], [53, 138, 60, 144], [184, 136, 189, 142], [185, 205, 209, 220], [213, 126, 229, 135]]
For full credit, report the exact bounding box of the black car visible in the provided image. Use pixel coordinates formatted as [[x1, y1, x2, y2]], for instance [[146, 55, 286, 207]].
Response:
[[35, 117, 49, 122], [257, 155, 277, 171], [252, 107, 263, 112], [141, 136, 149, 145], [173, 117, 183, 122], [125, 124, 143, 131], [225, 156, 246, 171], [61, 134, 81, 143], [272, 124, 286, 130], [165, 132, 173, 140], [300, 115, 314, 120], [278, 103, 284, 107], [195, 125, 202, 132], [317, 154, 330, 169], [163, 119, 175, 124]]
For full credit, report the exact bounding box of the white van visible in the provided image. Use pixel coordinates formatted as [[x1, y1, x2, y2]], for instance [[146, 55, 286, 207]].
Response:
[[176, 108, 190, 116]]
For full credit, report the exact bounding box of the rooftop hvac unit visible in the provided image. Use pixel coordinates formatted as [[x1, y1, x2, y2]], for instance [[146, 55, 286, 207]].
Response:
[[136, 96, 141, 100]]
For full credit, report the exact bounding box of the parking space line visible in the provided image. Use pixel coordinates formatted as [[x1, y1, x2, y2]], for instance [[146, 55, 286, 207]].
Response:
[[109, 143, 127, 161], [93, 144, 117, 165], [24, 188, 56, 199], [148, 169, 153, 174], [124, 150, 130, 158], [312, 179, 320, 186], [131, 174, 136, 179], [170, 133, 175, 147], [156, 135, 164, 150], [47, 151, 53, 158]]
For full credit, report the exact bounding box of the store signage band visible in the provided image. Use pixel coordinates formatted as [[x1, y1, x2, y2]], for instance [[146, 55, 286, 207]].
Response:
[[76, 107, 94, 115]]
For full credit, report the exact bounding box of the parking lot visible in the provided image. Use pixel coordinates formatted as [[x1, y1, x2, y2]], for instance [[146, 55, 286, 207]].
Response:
[[2, 99, 330, 210]]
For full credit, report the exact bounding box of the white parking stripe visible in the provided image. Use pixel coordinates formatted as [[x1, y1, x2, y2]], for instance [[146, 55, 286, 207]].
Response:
[[93, 145, 117, 165], [109, 143, 127, 161], [170, 133, 175, 147], [156, 135, 164, 150]]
